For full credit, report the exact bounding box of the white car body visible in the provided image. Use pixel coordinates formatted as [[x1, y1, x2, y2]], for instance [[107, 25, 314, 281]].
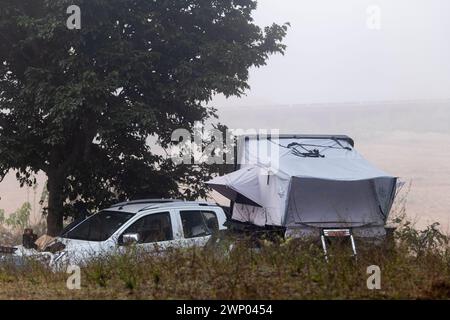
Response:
[[3, 200, 228, 269]]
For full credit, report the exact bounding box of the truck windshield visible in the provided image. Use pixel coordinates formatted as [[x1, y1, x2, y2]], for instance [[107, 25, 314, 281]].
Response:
[[61, 210, 134, 242]]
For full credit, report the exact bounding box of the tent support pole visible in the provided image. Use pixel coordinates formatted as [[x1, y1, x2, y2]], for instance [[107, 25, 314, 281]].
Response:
[[350, 234, 357, 259], [321, 234, 328, 262]]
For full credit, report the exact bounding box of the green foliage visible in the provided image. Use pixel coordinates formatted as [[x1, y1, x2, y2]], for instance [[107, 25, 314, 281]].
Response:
[[0, 0, 288, 233], [0, 209, 5, 225], [389, 183, 449, 256], [393, 218, 449, 257], [4, 202, 32, 230]]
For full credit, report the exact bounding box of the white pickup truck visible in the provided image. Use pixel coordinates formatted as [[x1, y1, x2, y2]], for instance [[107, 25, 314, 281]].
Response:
[[1, 199, 228, 269]]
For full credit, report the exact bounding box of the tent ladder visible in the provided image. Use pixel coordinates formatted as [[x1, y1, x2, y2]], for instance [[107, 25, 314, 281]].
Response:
[[320, 234, 329, 262], [321, 228, 357, 261]]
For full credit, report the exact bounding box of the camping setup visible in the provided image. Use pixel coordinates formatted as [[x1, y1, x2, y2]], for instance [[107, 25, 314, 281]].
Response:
[[207, 134, 397, 240]]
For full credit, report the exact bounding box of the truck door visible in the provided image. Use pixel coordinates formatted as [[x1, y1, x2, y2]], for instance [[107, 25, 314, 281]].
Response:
[[176, 209, 220, 247], [117, 211, 182, 252]]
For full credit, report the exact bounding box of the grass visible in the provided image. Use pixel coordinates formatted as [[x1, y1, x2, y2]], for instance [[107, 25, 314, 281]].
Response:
[[1, 184, 449, 300], [0, 229, 449, 300]]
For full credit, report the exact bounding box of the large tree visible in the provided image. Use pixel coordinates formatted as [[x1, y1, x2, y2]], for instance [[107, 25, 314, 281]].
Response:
[[0, 0, 287, 236]]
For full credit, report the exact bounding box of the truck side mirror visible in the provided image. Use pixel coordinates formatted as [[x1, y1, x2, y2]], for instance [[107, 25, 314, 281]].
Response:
[[122, 233, 140, 245]]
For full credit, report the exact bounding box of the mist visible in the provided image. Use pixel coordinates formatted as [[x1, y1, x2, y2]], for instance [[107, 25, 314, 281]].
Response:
[[213, 0, 450, 106]]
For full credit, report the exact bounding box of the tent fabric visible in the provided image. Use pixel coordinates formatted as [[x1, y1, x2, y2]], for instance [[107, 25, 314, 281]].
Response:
[[232, 203, 267, 226], [207, 166, 264, 206], [207, 136, 397, 231], [285, 177, 396, 228], [209, 165, 290, 225], [243, 138, 393, 181]]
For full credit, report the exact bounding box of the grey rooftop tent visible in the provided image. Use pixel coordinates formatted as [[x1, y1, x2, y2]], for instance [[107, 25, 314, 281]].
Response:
[[207, 135, 397, 238]]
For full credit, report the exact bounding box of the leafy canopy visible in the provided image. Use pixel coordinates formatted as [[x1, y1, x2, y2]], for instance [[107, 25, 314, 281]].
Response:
[[0, 0, 287, 224]]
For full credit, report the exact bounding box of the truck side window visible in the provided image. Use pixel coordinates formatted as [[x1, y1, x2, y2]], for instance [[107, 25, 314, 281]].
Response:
[[121, 212, 173, 244], [180, 210, 219, 238]]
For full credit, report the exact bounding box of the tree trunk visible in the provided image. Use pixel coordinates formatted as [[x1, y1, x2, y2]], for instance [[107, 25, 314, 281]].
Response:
[[46, 170, 65, 236]]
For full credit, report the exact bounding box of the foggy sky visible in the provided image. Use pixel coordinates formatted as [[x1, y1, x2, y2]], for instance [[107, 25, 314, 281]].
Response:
[[2, 1, 450, 229], [213, 0, 450, 106]]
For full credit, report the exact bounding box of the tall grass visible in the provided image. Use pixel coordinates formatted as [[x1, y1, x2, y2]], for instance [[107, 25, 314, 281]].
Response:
[[1, 184, 449, 299], [0, 225, 449, 299]]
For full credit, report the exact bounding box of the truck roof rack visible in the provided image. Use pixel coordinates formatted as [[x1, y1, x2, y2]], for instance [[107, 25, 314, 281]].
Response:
[[110, 199, 182, 208], [138, 201, 217, 212]]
